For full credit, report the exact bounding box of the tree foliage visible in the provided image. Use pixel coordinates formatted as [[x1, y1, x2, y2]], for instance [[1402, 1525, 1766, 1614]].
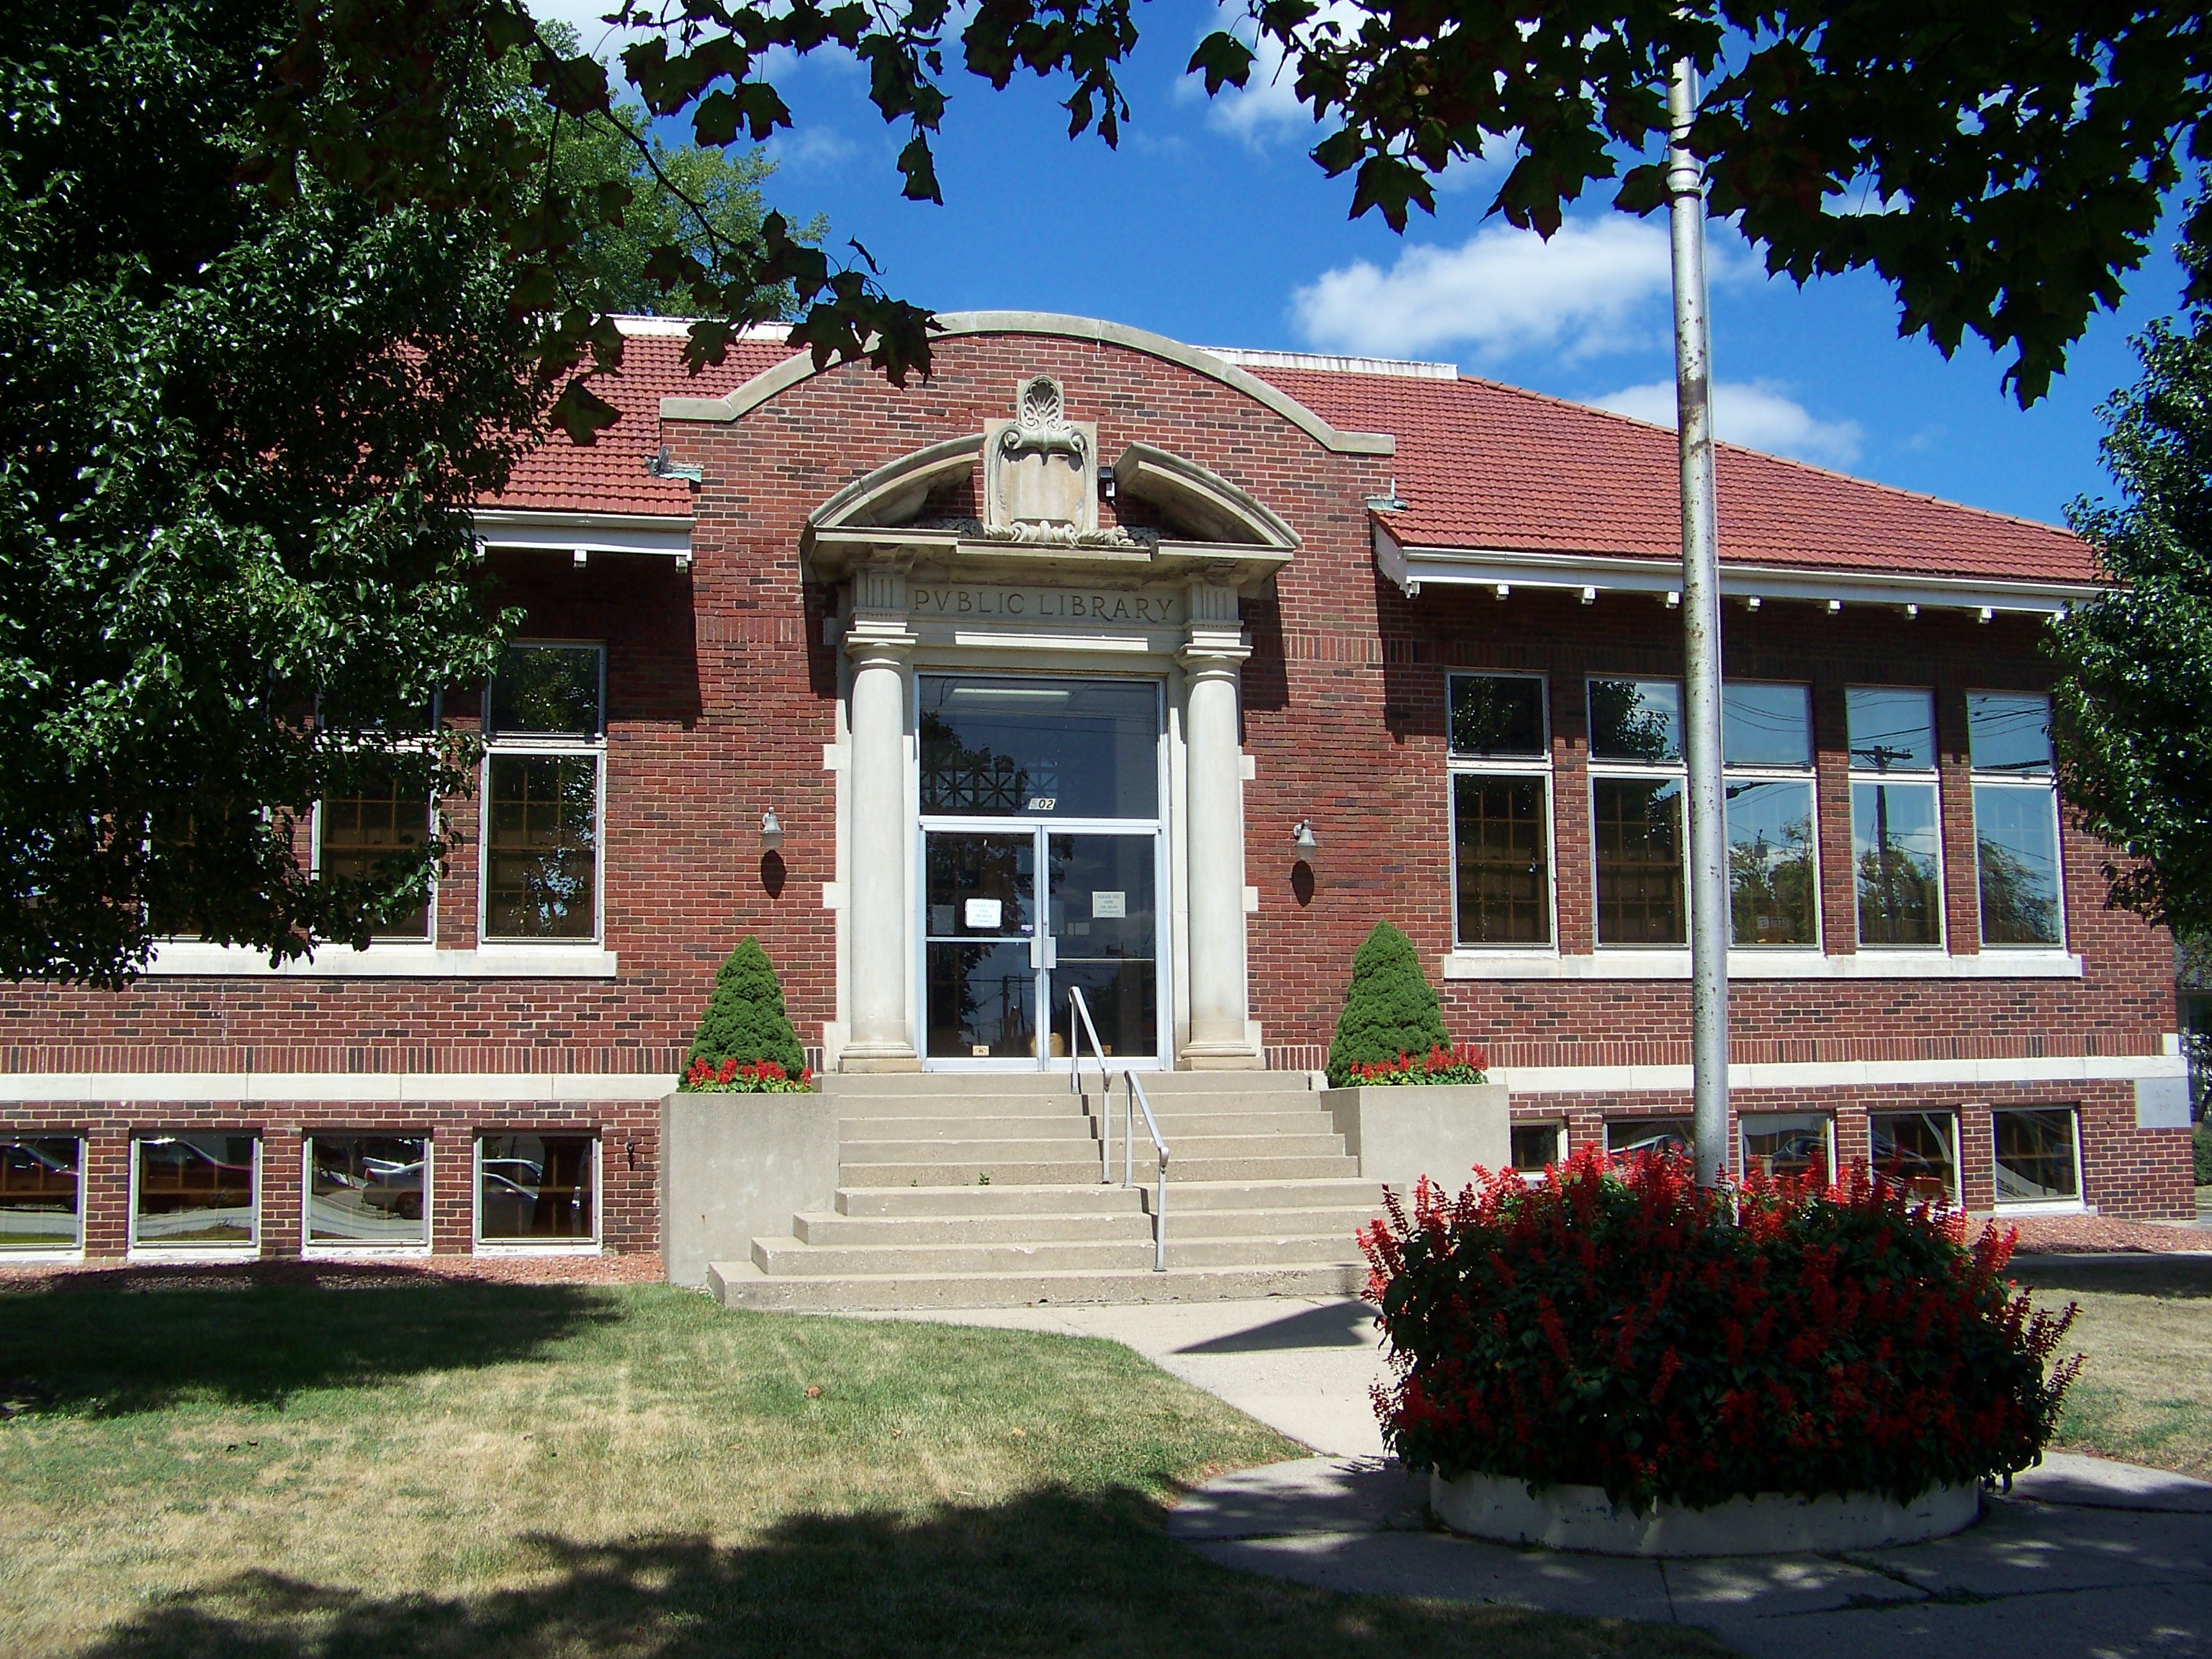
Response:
[[688, 936, 807, 1076], [1328, 921, 1451, 1087], [0, 1, 785, 984], [253, 1, 2212, 418], [2052, 185, 2212, 938]]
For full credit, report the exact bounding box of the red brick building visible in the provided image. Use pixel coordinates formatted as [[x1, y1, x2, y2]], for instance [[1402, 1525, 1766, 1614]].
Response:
[[1, 313, 2194, 1267]]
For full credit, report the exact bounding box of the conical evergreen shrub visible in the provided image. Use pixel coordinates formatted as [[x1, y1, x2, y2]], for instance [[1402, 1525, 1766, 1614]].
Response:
[[1327, 921, 1449, 1087], [687, 936, 806, 1076]]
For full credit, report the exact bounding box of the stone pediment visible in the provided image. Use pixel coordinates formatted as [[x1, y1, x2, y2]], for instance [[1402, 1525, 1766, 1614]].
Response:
[[803, 379, 1298, 594]]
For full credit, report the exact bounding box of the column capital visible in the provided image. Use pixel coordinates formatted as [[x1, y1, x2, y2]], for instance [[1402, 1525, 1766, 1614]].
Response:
[[1179, 627, 1250, 674], [844, 616, 917, 662]]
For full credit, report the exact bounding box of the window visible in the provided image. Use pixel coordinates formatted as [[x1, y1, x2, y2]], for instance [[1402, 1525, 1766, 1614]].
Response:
[[1589, 679, 1684, 945], [483, 644, 604, 942], [318, 763, 431, 940], [1510, 1122, 1565, 1175], [1870, 1110, 1961, 1207], [1739, 1112, 1832, 1183], [477, 1133, 598, 1247], [1992, 1107, 2081, 1208], [1587, 679, 1816, 947], [1723, 684, 1817, 946], [305, 1134, 429, 1250], [0, 1136, 83, 1254], [1605, 1117, 1695, 1162], [132, 1132, 258, 1251], [1969, 693, 2062, 947], [1848, 688, 1943, 947], [1449, 675, 1552, 947]]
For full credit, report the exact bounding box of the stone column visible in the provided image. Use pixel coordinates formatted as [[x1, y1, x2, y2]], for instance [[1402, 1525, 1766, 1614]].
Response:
[[1179, 580, 1261, 1069], [840, 560, 922, 1071]]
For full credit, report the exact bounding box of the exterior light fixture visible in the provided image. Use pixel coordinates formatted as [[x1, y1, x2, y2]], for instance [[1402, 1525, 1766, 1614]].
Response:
[[760, 810, 783, 850], [1292, 820, 1318, 851]]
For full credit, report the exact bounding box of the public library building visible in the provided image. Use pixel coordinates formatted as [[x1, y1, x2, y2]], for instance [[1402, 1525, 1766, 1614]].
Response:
[[0, 313, 2196, 1274]]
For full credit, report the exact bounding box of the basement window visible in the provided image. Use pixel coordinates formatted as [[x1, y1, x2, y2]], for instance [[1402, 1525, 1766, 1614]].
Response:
[[306, 1134, 430, 1251], [131, 1132, 260, 1255], [476, 1133, 598, 1251], [0, 1136, 84, 1256]]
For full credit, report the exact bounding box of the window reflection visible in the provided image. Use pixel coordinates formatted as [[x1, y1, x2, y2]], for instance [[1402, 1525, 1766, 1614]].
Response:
[[1593, 778, 1684, 944], [307, 1134, 428, 1247], [0, 1137, 81, 1251], [1740, 1113, 1831, 1183], [135, 1133, 258, 1247], [1871, 1111, 1960, 1206], [918, 678, 1159, 819], [477, 1134, 596, 1244], [1726, 779, 1816, 945], [1993, 1108, 2079, 1205]]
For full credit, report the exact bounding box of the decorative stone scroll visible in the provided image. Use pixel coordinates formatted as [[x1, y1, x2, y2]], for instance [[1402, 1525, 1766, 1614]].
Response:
[[980, 377, 1139, 548]]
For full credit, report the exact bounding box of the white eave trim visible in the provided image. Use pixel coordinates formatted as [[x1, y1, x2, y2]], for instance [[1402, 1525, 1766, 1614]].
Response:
[[471, 508, 693, 563], [1373, 521, 2099, 615]]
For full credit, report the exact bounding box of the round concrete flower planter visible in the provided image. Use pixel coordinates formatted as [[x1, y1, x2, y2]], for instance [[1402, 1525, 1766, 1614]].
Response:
[[1430, 1468, 1980, 1556]]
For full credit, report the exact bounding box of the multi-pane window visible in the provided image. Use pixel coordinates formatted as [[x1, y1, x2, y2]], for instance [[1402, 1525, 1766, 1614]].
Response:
[[318, 762, 432, 940], [1588, 678, 1815, 946], [1722, 683, 1817, 946], [1, 1136, 83, 1254], [1740, 1112, 1832, 1183], [484, 644, 603, 942], [1449, 675, 1552, 947], [1992, 1107, 2081, 1208], [1870, 1110, 1960, 1207], [1848, 688, 1944, 947], [1588, 679, 1686, 945], [305, 1134, 428, 1249], [477, 1133, 598, 1247], [132, 1133, 259, 1251], [1969, 693, 2062, 946]]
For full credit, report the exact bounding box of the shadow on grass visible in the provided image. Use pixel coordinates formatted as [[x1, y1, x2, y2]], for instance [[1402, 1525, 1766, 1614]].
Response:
[[2014, 1252, 2212, 1302], [75, 1488, 1716, 1659], [0, 1270, 619, 1416]]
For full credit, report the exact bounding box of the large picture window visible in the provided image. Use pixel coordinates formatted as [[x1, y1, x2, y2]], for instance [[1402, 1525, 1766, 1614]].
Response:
[[1589, 679, 1685, 945], [132, 1132, 259, 1251], [306, 1134, 429, 1250], [483, 644, 604, 943], [318, 762, 432, 940], [1722, 683, 1817, 946], [1, 1136, 83, 1254], [1969, 693, 2062, 947], [1871, 1110, 1961, 1207], [1449, 674, 1552, 947], [477, 1133, 598, 1248], [1848, 688, 1943, 947], [1992, 1106, 2081, 1208], [1739, 1112, 1832, 1183]]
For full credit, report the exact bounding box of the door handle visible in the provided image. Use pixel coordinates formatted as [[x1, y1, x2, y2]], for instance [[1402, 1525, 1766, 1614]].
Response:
[[1033, 935, 1057, 970]]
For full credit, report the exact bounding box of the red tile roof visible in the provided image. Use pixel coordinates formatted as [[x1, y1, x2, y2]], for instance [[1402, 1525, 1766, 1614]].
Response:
[[484, 323, 2095, 588], [1252, 367, 2095, 586], [481, 331, 786, 517]]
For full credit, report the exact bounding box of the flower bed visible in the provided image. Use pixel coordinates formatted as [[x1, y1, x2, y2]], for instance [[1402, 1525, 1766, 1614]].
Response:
[[1362, 1146, 2081, 1512], [1344, 1043, 1488, 1087], [680, 1057, 814, 1094]]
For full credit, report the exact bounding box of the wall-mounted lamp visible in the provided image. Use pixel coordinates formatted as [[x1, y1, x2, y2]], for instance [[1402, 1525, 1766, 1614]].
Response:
[[1292, 820, 1318, 851], [760, 809, 783, 850]]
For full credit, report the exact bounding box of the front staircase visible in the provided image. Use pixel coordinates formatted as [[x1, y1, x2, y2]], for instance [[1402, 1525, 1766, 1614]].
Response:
[[708, 1071, 1382, 1310]]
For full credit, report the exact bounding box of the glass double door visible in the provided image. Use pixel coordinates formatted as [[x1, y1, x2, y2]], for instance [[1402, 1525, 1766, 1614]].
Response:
[[922, 827, 1160, 1067]]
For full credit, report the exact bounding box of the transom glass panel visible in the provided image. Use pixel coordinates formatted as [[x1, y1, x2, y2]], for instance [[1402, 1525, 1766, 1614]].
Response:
[[918, 677, 1159, 819]]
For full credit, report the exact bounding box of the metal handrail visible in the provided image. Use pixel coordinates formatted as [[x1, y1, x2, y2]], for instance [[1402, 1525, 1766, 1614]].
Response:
[[1122, 1069, 1169, 1272], [1066, 986, 1169, 1272], [1067, 986, 1114, 1183]]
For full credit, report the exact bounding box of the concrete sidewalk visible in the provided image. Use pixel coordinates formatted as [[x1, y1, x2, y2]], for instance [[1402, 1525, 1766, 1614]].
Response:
[[884, 1293, 2212, 1657]]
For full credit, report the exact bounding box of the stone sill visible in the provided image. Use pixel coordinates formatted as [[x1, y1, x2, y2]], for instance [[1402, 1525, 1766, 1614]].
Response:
[[145, 943, 619, 979], [1442, 950, 2083, 981]]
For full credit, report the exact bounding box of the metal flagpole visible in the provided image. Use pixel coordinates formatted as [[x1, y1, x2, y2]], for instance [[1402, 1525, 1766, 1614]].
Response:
[[1666, 56, 1730, 1188]]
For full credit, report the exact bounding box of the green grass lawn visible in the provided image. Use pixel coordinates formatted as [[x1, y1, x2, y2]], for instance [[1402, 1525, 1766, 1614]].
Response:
[[2032, 1253, 2212, 1480], [0, 1277, 1726, 1659]]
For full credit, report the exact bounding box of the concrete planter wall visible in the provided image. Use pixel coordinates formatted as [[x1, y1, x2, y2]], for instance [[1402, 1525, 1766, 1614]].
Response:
[[1320, 1082, 1510, 1188], [1431, 1467, 1980, 1556], [660, 1090, 836, 1288]]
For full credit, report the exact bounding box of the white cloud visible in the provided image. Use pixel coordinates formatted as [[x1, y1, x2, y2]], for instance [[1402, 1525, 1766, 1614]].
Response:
[[1583, 380, 1866, 469], [1178, 0, 1367, 149], [765, 127, 860, 171], [1290, 216, 1678, 361]]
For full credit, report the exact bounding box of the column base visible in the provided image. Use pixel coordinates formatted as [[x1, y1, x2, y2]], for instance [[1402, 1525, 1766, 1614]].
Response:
[[1177, 1041, 1264, 1071], [837, 1043, 923, 1074]]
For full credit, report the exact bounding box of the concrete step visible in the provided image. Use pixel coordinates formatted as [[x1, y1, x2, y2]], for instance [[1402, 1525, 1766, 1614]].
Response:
[[840, 1155, 1361, 1187], [710, 1257, 1369, 1310], [793, 1210, 1156, 1246], [1104, 1110, 1339, 1136], [819, 1071, 1318, 1100], [752, 1233, 1367, 1278], [1143, 1205, 1377, 1239], [834, 1183, 1145, 1218], [1156, 1178, 1388, 1213], [840, 1114, 1097, 1141], [840, 1132, 1347, 1164]]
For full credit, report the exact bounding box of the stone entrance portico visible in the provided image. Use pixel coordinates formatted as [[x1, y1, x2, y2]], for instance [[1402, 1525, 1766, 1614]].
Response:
[[801, 377, 1298, 1071]]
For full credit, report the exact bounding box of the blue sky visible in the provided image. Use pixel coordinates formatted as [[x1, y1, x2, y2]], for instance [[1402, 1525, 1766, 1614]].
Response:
[[538, 0, 2193, 530]]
